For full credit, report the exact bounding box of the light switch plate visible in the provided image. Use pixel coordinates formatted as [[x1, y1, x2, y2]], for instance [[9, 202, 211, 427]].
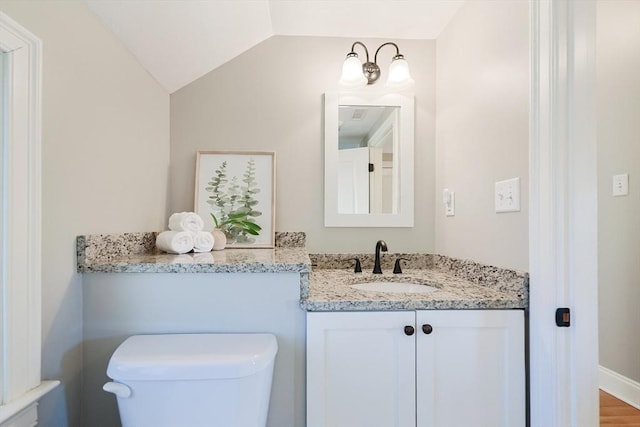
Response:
[[495, 177, 521, 213], [443, 189, 455, 216], [612, 173, 629, 196]]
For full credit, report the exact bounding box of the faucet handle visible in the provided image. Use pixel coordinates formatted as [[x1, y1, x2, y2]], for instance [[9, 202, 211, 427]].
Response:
[[393, 258, 409, 274], [350, 258, 362, 273]]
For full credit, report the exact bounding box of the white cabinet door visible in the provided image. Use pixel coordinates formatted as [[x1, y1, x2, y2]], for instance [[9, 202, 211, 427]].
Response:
[[307, 311, 417, 427], [415, 310, 525, 427]]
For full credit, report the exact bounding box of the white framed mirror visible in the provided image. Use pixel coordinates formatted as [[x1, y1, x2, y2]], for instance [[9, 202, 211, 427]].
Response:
[[324, 92, 414, 227]]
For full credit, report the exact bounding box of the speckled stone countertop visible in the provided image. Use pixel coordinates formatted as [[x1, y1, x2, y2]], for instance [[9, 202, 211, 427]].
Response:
[[76, 232, 310, 274], [76, 232, 528, 311], [301, 253, 528, 311]]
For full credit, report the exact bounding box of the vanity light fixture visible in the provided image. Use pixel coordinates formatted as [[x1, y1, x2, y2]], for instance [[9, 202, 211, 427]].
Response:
[[339, 41, 414, 89]]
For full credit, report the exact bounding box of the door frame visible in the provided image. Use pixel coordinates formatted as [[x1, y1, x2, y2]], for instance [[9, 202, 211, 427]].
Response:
[[529, 1, 599, 426], [0, 11, 42, 404]]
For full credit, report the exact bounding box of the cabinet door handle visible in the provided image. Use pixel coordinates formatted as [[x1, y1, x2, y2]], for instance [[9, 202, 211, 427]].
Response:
[[422, 324, 433, 334], [404, 325, 415, 336]]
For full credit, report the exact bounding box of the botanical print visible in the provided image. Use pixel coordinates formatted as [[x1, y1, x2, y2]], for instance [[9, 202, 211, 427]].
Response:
[[205, 158, 262, 244], [195, 151, 275, 248]]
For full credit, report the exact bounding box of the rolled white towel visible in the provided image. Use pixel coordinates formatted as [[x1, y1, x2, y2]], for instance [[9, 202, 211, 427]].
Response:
[[168, 212, 204, 233], [192, 231, 214, 253], [156, 231, 194, 254]]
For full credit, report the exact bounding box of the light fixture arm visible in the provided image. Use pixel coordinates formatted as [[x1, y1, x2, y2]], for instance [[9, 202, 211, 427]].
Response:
[[374, 42, 402, 64], [348, 41, 371, 63]]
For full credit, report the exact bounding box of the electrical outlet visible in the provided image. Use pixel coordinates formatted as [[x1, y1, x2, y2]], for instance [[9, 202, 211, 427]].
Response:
[[612, 173, 629, 196], [495, 177, 520, 213]]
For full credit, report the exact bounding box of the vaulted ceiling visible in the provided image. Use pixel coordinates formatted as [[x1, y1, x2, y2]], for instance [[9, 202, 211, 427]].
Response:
[[86, 0, 464, 93]]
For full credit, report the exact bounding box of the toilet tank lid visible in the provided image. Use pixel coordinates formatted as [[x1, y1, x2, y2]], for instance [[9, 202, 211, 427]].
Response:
[[106, 333, 278, 381]]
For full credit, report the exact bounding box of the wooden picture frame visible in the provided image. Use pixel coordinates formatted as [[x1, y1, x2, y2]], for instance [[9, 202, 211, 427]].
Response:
[[195, 151, 276, 248]]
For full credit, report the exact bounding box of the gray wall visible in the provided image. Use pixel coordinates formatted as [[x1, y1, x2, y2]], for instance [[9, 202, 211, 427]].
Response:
[[170, 36, 436, 254], [0, 2, 170, 426], [434, 1, 530, 271], [597, 0, 640, 384], [82, 273, 305, 427]]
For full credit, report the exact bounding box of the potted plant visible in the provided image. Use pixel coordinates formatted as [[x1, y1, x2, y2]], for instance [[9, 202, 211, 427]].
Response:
[[209, 212, 262, 250]]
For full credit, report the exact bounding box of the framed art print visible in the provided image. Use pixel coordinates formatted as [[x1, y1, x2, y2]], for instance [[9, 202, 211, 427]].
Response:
[[195, 151, 275, 248]]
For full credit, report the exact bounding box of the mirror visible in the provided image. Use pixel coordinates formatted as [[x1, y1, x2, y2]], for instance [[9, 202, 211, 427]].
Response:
[[324, 92, 414, 227]]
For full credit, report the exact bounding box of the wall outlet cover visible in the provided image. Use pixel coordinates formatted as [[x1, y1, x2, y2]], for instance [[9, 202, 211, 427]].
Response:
[[612, 173, 629, 196], [495, 177, 521, 213]]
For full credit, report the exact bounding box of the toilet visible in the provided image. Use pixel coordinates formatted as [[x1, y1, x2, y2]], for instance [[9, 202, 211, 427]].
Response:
[[103, 333, 278, 427]]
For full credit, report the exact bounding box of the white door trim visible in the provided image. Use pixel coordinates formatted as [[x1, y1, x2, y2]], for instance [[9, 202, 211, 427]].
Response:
[[0, 11, 44, 404], [529, 1, 599, 426]]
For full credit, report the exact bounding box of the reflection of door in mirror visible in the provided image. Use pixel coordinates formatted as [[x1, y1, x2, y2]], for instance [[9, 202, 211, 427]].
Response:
[[337, 147, 369, 213], [338, 105, 398, 214]]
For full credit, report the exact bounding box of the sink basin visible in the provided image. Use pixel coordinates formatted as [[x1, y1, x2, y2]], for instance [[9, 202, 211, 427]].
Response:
[[349, 282, 438, 294]]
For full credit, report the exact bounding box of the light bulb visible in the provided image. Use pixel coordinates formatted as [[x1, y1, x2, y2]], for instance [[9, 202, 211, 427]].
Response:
[[339, 55, 367, 88], [386, 56, 414, 90]]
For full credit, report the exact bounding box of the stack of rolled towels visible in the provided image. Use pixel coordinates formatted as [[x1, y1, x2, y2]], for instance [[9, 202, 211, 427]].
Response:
[[156, 212, 215, 254]]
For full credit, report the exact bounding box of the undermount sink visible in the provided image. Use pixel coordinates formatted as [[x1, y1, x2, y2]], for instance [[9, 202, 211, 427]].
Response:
[[350, 282, 438, 294]]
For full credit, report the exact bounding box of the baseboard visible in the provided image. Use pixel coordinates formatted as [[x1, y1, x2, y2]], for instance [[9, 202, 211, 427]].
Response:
[[599, 365, 640, 410]]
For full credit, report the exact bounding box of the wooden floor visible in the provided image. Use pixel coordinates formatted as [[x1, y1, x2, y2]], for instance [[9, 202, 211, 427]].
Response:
[[600, 390, 640, 426]]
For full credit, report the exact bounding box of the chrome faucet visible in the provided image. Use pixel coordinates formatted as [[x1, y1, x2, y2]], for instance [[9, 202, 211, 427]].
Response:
[[373, 240, 388, 274]]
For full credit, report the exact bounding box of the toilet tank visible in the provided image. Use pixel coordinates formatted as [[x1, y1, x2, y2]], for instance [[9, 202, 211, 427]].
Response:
[[104, 333, 278, 427]]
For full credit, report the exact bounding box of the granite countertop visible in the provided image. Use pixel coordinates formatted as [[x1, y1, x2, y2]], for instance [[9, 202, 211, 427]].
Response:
[[76, 232, 528, 312], [76, 232, 311, 274], [301, 254, 528, 311]]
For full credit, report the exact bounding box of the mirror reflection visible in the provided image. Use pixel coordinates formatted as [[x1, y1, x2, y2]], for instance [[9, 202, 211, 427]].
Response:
[[338, 105, 399, 214], [324, 92, 414, 228]]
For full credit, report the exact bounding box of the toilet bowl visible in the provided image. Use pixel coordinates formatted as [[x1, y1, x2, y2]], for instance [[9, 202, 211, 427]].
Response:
[[103, 333, 277, 427]]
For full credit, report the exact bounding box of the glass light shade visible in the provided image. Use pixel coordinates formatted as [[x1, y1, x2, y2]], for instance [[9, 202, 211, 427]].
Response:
[[386, 57, 414, 90], [339, 55, 368, 88]]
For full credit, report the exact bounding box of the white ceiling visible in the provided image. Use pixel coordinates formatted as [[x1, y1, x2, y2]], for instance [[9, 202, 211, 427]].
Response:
[[86, 0, 464, 93]]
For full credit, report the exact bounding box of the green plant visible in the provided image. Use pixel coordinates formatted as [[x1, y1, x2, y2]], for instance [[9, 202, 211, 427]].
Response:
[[205, 158, 263, 244], [210, 212, 261, 236]]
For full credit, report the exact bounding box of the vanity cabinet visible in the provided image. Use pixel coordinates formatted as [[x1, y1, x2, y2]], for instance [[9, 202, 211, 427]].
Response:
[[306, 310, 525, 427]]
